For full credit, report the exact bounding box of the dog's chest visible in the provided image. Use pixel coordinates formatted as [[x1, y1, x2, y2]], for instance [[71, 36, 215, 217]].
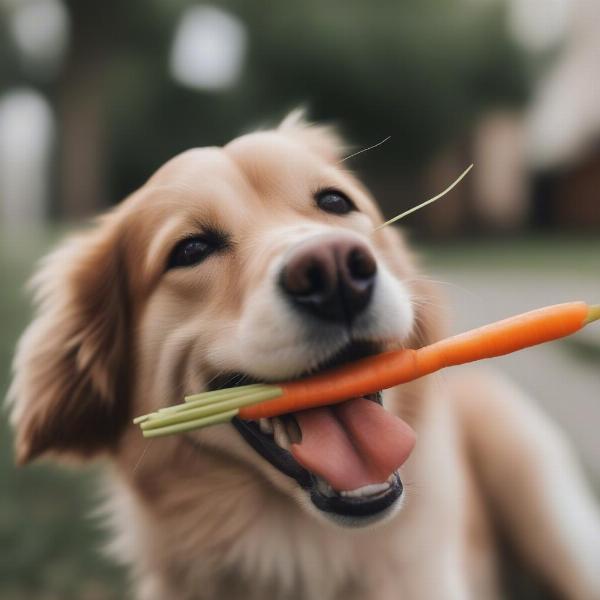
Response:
[[199, 512, 405, 600]]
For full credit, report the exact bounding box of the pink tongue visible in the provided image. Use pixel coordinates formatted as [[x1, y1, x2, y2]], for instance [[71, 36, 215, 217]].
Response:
[[291, 397, 415, 491]]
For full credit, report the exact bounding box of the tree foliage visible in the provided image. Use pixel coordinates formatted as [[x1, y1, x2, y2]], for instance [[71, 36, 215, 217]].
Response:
[[1, 0, 530, 210]]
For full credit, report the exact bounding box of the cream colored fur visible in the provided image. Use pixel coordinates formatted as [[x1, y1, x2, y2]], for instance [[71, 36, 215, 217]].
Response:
[[8, 114, 600, 599]]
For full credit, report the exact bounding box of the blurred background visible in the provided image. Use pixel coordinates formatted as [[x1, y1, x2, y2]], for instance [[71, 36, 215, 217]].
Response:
[[0, 0, 598, 598]]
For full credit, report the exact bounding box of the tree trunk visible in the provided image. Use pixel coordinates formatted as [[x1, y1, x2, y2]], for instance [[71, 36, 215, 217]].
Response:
[[56, 1, 115, 219]]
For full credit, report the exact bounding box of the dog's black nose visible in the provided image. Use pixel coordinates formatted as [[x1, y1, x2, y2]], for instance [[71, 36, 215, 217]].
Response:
[[280, 235, 377, 323]]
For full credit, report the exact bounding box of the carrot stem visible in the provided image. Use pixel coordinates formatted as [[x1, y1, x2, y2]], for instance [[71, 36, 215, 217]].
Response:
[[185, 383, 265, 403], [585, 304, 600, 324], [142, 410, 239, 438], [141, 388, 282, 431], [133, 384, 274, 424]]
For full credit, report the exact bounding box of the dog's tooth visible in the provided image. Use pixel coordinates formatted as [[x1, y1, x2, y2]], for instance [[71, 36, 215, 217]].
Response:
[[315, 476, 336, 498], [272, 418, 290, 451], [259, 418, 274, 435], [284, 416, 302, 444], [340, 482, 391, 498]]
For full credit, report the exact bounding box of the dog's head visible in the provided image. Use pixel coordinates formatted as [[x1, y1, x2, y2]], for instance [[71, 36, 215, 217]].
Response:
[[9, 113, 440, 528]]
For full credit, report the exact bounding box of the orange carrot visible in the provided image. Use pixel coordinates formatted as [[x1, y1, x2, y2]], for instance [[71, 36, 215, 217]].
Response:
[[136, 301, 599, 438], [239, 301, 596, 420]]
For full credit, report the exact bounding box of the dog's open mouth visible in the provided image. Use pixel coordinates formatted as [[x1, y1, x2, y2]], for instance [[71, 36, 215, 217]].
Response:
[[207, 341, 415, 523]]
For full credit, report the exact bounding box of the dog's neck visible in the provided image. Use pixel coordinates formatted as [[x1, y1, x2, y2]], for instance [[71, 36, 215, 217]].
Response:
[[106, 434, 405, 600]]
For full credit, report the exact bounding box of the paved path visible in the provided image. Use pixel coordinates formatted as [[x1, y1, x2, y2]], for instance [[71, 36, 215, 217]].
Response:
[[432, 267, 600, 482]]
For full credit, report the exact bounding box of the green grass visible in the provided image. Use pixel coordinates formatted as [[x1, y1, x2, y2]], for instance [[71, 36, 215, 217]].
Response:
[[0, 227, 598, 598], [0, 227, 126, 600]]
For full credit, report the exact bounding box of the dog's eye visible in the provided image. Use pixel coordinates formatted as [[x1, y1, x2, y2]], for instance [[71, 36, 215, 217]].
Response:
[[167, 237, 216, 269], [315, 189, 356, 215]]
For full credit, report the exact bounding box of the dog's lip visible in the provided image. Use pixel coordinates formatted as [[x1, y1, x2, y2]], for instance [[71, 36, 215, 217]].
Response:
[[309, 471, 403, 518], [220, 338, 406, 518]]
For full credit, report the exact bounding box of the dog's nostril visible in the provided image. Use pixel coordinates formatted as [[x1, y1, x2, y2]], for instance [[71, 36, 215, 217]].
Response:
[[283, 258, 329, 297], [280, 236, 377, 323], [305, 263, 325, 295], [347, 248, 377, 281]]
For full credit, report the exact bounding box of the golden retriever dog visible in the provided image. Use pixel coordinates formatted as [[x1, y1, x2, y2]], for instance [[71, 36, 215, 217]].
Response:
[[8, 112, 600, 599]]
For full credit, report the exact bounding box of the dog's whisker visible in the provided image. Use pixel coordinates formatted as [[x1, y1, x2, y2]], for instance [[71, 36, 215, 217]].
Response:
[[374, 164, 473, 231], [338, 136, 391, 163], [228, 372, 253, 387], [410, 297, 446, 309], [409, 311, 436, 348], [203, 370, 227, 389], [405, 276, 483, 302], [132, 441, 152, 474]]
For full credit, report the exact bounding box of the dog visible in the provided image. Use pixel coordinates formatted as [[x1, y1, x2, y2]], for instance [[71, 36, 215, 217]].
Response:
[[8, 112, 600, 599]]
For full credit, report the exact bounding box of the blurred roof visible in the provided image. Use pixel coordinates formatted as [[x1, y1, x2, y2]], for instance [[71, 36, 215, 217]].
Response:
[[525, 0, 600, 169]]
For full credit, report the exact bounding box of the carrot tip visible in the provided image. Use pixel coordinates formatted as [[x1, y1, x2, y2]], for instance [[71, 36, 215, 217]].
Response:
[[585, 304, 600, 325]]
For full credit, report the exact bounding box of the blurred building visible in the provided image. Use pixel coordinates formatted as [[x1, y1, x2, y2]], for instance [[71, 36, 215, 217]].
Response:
[[419, 0, 600, 236], [525, 0, 600, 229]]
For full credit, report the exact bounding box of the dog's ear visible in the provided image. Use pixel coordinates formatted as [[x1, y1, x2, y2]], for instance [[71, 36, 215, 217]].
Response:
[[8, 215, 132, 465], [279, 108, 348, 163]]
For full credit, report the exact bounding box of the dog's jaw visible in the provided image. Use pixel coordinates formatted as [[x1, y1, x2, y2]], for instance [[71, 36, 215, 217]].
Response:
[[186, 338, 415, 528]]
